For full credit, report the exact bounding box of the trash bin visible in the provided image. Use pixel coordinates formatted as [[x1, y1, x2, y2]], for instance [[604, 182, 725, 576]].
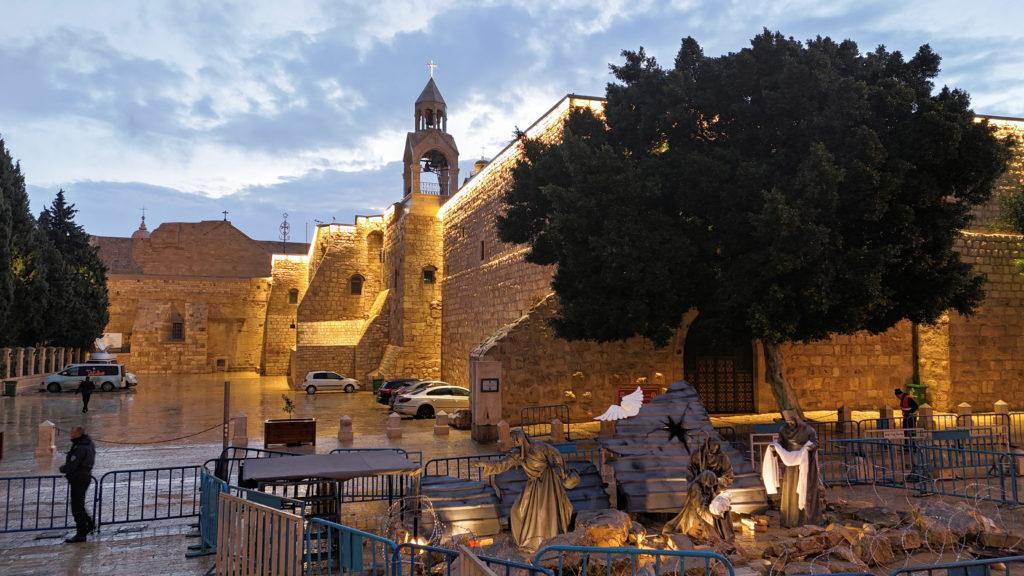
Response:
[[906, 382, 927, 405], [2, 380, 15, 397], [372, 378, 384, 394]]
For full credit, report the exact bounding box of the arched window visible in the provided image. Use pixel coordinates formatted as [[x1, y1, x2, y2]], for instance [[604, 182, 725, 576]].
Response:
[[287, 288, 299, 304], [422, 265, 437, 284], [350, 274, 364, 295]]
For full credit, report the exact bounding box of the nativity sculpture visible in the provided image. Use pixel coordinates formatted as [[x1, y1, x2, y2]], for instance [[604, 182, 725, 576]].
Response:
[[475, 428, 581, 552], [762, 410, 826, 528], [662, 437, 735, 542]]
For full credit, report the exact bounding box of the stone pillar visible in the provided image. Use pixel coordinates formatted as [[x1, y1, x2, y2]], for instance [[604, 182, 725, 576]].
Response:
[[231, 413, 248, 448], [56, 348, 65, 370], [551, 419, 566, 444], [994, 400, 1009, 415], [599, 420, 617, 439], [25, 347, 35, 376], [46, 347, 56, 372], [0, 348, 10, 379], [386, 412, 402, 439], [14, 348, 24, 378], [434, 411, 450, 436], [338, 415, 353, 443], [837, 406, 852, 435], [918, 404, 934, 431], [878, 406, 894, 429], [956, 402, 973, 427], [38, 347, 48, 374], [497, 420, 511, 452], [36, 421, 56, 458]]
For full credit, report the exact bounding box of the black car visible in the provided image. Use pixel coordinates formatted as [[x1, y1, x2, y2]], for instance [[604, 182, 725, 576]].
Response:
[[376, 379, 421, 404]]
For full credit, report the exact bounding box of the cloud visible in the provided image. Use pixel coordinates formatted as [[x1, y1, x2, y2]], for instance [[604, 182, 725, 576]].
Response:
[[4, 0, 1023, 239]]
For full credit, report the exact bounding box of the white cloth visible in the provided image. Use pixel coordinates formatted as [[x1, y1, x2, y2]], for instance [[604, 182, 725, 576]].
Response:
[[761, 441, 813, 510], [708, 492, 732, 517], [594, 386, 645, 421]]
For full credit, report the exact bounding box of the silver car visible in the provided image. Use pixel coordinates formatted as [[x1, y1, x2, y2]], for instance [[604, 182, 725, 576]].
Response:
[[393, 385, 470, 419], [302, 371, 360, 394]]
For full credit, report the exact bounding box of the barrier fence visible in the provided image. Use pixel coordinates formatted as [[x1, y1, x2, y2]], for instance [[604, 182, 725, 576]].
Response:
[[532, 545, 735, 576], [305, 516, 398, 576], [822, 438, 1022, 505], [423, 443, 602, 482], [521, 404, 571, 440], [186, 469, 228, 558], [95, 465, 203, 527], [890, 554, 1024, 576], [216, 491, 304, 576], [0, 474, 96, 533]]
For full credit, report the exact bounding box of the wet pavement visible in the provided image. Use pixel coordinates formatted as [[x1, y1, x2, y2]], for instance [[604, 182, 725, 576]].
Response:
[[0, 372, 494, 575]]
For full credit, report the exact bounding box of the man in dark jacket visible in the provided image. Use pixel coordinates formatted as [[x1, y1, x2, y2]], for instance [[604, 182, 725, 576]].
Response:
[[60, 426, 96, 543], [78, 376, 95, 413]]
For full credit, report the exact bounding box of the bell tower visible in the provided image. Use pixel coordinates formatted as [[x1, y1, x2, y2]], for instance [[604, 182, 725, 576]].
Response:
[[403, 65, 459, 201]]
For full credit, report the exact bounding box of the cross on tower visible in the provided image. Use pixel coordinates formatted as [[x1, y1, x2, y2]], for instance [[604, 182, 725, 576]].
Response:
[[427, 59, 437, 78], [222, 210, 229, 221]]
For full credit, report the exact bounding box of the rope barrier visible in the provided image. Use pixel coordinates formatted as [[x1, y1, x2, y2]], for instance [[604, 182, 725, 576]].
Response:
[[55, 418, 236, 446]]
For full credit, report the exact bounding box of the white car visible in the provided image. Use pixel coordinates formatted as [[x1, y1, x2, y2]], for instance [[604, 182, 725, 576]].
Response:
[[302, 371, 360, 394], [42, 363, 126, 392], [393, 385, 470, 419]]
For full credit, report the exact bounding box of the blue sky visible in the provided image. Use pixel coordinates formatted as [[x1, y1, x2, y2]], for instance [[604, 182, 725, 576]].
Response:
[[2, 1, 1022, 241]]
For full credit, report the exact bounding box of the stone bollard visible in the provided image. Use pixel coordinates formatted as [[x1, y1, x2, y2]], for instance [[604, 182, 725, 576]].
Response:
[[956, 402, 973, 427], [25, 347, 35, 376], [551, 419, 566, 444], [994, 400, 1010, 415], [38, 347, 47, 374], [918, 404, 934, 431], [497, 420, 511, 451], [36, 421, 56, 458], [14, 348, 24, 378], [837, 405, 852, 435], [338, 415, 353, 443], [434, 411, 450, 436], [0, 348, 9, 379], [878, 406, 894, 429], [386, 412, 402, 439], [231, 413, 248, 448], [599, 419, 617, 439]]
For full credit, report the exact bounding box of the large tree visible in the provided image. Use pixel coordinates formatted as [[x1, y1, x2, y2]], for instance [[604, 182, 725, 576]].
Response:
[[37, 190, 109, 348], [0, 136, 45, 346], [498, 31, 1013, 413]]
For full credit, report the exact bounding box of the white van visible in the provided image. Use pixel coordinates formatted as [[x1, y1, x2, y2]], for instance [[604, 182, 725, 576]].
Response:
[[42, 363, 126, 393]]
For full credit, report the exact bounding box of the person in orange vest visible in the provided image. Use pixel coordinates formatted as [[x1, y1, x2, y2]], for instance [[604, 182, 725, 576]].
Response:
[[895, 388, 919, 429]]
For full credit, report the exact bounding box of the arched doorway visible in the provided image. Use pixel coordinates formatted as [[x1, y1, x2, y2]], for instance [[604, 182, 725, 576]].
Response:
[[683, 319, 755, 413]]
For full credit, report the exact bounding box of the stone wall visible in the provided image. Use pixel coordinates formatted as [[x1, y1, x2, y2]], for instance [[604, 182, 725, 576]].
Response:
[[967, 118, 1024, 233], [298, 220, 385, 323], [474, 295, 684, 423], [262, 256, 308, 375], [128, 221, 282, 277], [105, 275, 271, 373], [293, 345, 356, 384]]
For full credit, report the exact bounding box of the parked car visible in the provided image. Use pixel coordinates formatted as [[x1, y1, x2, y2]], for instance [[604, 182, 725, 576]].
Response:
[[42, 363, 126, 393], [376, 378, 421, 405], [394, 385, 470, 419], [302, 371, 360, 394], [388, 380, 448, 408]]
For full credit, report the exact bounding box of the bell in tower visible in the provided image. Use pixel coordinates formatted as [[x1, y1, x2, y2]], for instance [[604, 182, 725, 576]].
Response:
[[404, 61, 459, 199]]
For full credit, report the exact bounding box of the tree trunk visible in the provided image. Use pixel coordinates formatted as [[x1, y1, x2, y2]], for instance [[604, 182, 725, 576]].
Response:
[[762, 340, 803, 415]]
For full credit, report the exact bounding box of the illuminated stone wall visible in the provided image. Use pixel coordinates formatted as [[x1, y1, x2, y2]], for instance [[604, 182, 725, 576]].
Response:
[[105, 275, 271, 373], [262, 256, 307, 375]]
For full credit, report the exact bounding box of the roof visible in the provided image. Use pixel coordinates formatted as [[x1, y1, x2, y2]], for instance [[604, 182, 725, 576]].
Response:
[[91, 236, 142, 274], [416, 77, 445, 106]]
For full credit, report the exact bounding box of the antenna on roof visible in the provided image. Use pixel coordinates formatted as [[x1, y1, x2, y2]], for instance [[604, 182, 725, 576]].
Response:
[[279, 212, 290, 255]]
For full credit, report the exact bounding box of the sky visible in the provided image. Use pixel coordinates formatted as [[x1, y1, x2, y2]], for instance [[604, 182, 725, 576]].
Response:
[[2, 1, 1023, 241]]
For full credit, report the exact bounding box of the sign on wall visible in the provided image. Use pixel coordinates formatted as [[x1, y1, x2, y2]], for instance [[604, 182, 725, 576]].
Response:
[[480, 378, 499, 393]]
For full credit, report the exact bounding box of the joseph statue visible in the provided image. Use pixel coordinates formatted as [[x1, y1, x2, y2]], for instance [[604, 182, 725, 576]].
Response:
[[763, 410, 826, 528], [476, 428, 580, 552]]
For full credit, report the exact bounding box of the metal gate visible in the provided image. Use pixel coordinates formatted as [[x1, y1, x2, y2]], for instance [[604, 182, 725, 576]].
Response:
[[692, 356, 754, 413]]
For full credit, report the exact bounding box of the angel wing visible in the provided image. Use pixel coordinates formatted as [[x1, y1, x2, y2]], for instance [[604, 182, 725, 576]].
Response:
[[594, 386, 646, 421]]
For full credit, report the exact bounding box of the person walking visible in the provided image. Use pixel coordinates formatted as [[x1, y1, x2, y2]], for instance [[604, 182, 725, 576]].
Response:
[[895, 388, 919, 429], [77, 376, 95, 413], [60, 426, 96, 543]]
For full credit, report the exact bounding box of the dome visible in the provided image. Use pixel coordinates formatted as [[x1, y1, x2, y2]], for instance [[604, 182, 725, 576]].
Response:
[[131, 215, 150, 239]]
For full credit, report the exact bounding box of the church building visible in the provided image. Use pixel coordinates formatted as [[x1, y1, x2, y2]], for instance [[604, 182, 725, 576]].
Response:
[[94, 76, 1024, 440]]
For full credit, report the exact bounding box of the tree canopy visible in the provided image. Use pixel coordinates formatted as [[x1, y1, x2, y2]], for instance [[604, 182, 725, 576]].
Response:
[[498, 31, 1014, 412], [0, 137, 109, 349]]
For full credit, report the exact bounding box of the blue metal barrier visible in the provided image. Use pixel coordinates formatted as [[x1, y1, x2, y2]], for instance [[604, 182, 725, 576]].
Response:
[[186, 469, 228, 558], [305, 516, 399, 576], [95, 465, 204, 528], [822, 439, 1022, 505], [394, 542, 457, 575], [532, 545, 735, 576], [479, 554, 554, 576], [0, 474, 98, 533], [890, 555, 1024, 576]]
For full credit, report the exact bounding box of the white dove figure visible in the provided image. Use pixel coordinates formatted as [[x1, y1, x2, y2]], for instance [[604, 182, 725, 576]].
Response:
[[594, 386, 645, 421]]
